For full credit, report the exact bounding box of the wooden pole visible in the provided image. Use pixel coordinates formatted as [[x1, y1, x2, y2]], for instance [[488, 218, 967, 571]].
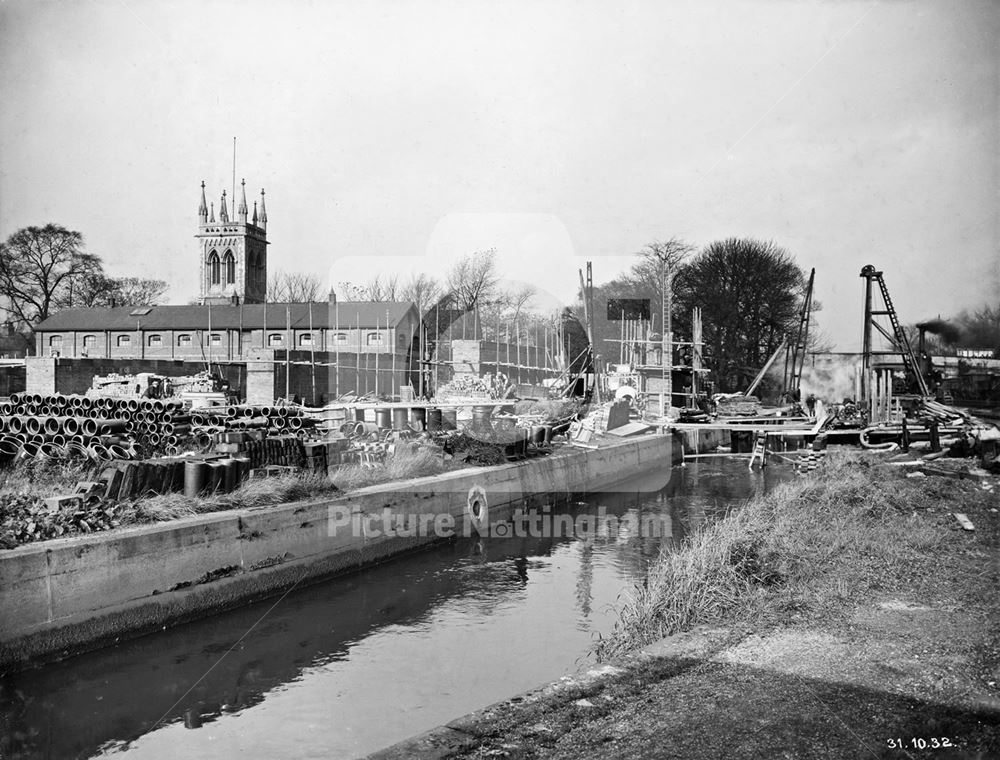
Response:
[[356, 312, 361, 396], [309, 302, 316, 405], [285, 304, 291, 401], [434, 303, 440, 397], [334, 299, 340, 399]]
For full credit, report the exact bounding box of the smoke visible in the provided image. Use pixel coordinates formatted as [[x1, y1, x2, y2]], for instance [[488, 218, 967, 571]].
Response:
[[916, 319, 962, 345], [800, 360, 858, 404]]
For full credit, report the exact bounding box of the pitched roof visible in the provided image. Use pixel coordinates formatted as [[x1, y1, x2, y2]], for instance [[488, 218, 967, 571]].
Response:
[[35, 301, 418, 332]]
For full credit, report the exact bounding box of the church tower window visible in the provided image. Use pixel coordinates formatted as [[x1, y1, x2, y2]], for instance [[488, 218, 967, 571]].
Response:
[[224, 251, 235, 285], [209, 251, 221, 286]]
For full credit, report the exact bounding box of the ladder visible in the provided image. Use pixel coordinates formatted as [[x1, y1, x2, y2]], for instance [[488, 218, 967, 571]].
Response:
[[860, 265, 930, 397], [748, 431, 767, 470]]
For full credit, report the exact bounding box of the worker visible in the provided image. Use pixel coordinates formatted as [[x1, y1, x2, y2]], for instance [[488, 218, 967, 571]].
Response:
[[805, 393, 817, 418]]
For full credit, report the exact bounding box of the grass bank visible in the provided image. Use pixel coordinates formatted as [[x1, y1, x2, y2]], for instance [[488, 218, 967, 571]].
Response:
[[596, 450, 992, 659], [374, 451, 999, 759]]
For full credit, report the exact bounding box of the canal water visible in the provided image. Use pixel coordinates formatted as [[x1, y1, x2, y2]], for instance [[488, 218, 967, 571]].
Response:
[[0, 459, 791, 759]]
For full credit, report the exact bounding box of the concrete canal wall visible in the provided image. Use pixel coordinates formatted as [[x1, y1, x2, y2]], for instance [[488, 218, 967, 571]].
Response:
[[0, 433, 696, 671]]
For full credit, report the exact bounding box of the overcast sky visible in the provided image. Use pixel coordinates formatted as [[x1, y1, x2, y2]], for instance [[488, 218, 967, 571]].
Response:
[[1, 0, 997, 349]]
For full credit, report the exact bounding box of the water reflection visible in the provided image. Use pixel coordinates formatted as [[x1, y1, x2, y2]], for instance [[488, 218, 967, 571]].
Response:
[[0, 459, 790, 760]]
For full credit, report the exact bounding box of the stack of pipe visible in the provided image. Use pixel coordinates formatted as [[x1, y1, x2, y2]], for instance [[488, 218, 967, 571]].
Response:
[[0, 392, 192, 462], [189, 404, 317, 447]]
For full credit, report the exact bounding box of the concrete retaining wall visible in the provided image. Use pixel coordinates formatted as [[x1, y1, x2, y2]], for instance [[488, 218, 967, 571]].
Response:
[[0, 434, 682, 671]]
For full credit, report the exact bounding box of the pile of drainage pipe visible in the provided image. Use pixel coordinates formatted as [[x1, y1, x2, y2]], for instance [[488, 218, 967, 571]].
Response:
[[0, 392, 192, 462], [188, 405, 317, 448], [0, 393, 320, 464]]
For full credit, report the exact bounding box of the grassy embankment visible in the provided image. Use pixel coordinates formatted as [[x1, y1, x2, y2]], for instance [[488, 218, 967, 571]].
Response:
[[0, 447, 449, 547], [390, 451, 999, 759], [596, 450, 996, 659]]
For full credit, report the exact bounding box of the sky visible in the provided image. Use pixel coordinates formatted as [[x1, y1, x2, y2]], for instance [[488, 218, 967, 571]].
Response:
[[1, 0, 997, 350]]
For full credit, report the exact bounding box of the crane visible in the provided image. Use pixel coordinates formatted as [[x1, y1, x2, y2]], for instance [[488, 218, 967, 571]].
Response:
[[782, 267, 815, 400], [860, 265, 930, 397]]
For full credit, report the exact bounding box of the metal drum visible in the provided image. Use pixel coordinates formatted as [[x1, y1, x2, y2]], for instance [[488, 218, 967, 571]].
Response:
[[471, 405, 493, 432], [184, 460, 208, 497], [391, 408, 408, 430], [426, 408, 442, 433], [375, 408, 392, 429], [409, 407, 426, 431]]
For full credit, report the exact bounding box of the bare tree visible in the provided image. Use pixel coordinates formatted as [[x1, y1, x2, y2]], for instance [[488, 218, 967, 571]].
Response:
[[0, 224, 102, 327], [268, 270, 323, 303], [336, 274, 403, 302], [400, 273, 442, 318], [76, 274, 168, 308], [446, 248, 499, 311]]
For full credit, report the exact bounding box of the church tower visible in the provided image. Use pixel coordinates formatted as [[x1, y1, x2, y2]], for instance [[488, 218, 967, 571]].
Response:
[[197, 179, 268, 305]]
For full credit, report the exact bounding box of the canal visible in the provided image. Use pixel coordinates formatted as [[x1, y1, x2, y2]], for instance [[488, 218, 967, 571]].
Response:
[[0, 459, 791, 759]]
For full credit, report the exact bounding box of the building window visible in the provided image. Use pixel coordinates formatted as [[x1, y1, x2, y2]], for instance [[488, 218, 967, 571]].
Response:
[[148, 334, 162, 347], [209, 251, 220, 286], [299, 333, 313, 347], [223, 250, 235, 285], [398, 332, 407, 347], [117, 335, 131, 347], [268, 333, 284, 347], [177, 334, 192, 347], [49, 335, 63, 348], [367, 332, 383, 346], [332, 332, 348, 343], [83, 334, 96, 348], [209, 333, 222, 346]]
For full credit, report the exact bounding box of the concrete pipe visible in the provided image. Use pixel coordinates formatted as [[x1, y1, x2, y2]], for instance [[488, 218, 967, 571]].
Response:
[[107, 444, 131, 459], [81, 418, 99, 436], [62, 417, 80, 435], [19, 442, 39, 460], [97, 419, 129, 435], [39, 442, 64, 459], [147, 433, 162, 446], [226, 406, 240, 418], [0, 438, 19, 458], [259, 406, 273, 418], [9, 393, 21, 405], [88, 443, 111, 461], [63, 441, 87, 459], [0, 403, 12, 416], [152, 400, 165, 413], [5, 416, 22, 434], [51, 433, 67, 447], [164, 443, 180, 456], [28, 393, 42, 405], [43, 417, 61, 435], [25, 417, 43, 435], [165, 435, 179, 447]]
